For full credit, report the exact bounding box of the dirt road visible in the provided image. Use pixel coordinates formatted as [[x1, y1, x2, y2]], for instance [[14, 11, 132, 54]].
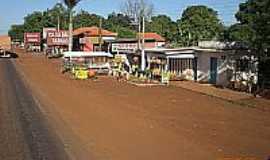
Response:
[[0, 59, 69, 160], [5, 50, 270, 160]]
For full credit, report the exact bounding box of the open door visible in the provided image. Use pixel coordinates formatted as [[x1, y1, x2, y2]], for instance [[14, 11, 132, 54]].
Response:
[[210, 57, 217, 84]]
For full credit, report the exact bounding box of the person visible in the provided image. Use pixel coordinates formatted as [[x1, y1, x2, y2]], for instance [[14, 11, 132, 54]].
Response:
[[43, 43, 47, 55], [116, 62, 123, 81]]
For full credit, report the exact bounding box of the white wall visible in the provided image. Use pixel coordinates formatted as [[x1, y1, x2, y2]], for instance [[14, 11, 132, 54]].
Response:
[[196, 52, 229, 86]]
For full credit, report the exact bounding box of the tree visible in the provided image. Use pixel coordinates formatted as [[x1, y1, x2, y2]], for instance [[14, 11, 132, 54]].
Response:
[[234, 0, 270, 53], [233, 0, 270, 88], [147, 15, 178, 42], [63, 0, 83, 51], [8, 25, 25, 42], [121, 0, 154, 23], [73, 10, 104, 29], [177, 5, 224, 46], [8, 3, 69, 42], [46, 3, 69, 30], [106, 12, 132, 28], [23, 11, 46, 33], [103, 12, 136, 38], [226, 23, 255, 44]]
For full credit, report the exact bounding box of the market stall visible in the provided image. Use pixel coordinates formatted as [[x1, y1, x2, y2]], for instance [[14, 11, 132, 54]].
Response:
[[62, 51, 113, 79]]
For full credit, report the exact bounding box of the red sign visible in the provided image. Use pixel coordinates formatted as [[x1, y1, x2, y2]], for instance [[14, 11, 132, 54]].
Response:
[[24, 33, 41, 44], [47, 30, 69, 46]]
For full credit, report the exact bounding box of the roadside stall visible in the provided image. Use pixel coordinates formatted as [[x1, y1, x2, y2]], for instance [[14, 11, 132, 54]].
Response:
[[111, 54, 131, 80], [62, 51, 113, 80], [148, 56, 167, 80]]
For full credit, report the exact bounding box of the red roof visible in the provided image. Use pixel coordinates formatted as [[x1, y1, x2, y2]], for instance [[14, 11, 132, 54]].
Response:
[[73, 27, 117, 37], [138, 32, 165, 42]]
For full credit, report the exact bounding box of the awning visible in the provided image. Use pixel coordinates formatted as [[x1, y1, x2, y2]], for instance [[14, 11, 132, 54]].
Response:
[[63, 51, 113, 58]]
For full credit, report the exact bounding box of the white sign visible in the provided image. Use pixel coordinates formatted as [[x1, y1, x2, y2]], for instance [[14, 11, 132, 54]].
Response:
[[112, 43, 137, 52], [43, 28, 56, 39]]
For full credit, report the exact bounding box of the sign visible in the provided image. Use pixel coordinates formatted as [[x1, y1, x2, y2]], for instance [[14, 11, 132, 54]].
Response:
[[112, 43, 137, 52], [114, 55, 125, 63], [43, 28, 56, 39], [47, 30, 69, 46], [161, 72, 170, 84], [79, 37, 104, 45], [24, 33, 41, 44]]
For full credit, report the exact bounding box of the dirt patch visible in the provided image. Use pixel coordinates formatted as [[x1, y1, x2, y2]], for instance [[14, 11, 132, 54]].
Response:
[[14, 49, 270, 160]]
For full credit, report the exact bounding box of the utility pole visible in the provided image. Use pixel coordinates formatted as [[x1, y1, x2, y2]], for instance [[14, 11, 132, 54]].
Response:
[[98, 18, 102, 51], [138, 16, 141, 52], [141, 16, 146, 71], [57, 15, 60, 31]]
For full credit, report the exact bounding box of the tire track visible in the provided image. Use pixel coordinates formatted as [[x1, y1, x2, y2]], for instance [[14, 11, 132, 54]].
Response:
[[0, 59, 69, 160]]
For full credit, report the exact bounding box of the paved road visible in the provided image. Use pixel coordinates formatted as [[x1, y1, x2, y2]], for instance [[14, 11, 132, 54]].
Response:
[[0, 59, 69, 160]]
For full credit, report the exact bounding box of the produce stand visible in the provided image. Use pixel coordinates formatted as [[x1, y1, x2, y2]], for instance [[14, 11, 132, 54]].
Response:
[[62, 51, 113, 80], [111, 54, 131, 81], [148, 57, 168, 82]]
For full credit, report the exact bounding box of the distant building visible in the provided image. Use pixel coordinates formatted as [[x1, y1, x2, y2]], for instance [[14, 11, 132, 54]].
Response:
[[73, 27, 117, 52], [111, 32, 166, 54]]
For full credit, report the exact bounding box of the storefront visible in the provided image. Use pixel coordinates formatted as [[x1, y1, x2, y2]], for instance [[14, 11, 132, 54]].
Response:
[[73, 27, 117, 52]]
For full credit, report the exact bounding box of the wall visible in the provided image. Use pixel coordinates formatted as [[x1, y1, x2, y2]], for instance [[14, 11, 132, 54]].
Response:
[[196, 51, 229, 86]]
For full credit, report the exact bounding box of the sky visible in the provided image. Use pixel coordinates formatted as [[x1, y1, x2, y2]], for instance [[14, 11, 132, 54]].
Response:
[[0, 0, 246, 35]]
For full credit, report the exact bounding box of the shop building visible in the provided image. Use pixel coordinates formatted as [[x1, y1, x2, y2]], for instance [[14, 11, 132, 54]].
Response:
[[144, 41, 257, 87], [73, 27, 117, 52], [111, 32, 166, 54]]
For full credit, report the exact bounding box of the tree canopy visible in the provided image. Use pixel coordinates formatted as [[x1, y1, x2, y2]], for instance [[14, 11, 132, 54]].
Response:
[[146, 15, 178, 42], [177, 5, 224, 46], [9, 2, 229, 46], [63, 0, 82, 10], [8, 25, 25, 41], [230, 0, 270, 54], [73, 10, 103, 29]]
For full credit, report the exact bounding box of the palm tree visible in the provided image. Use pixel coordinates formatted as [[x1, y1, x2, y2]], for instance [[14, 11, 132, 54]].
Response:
[[63, 0, 82, 51]]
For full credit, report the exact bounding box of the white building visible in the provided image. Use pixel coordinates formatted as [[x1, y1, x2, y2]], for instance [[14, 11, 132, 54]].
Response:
[[144, 42, 257, 88]]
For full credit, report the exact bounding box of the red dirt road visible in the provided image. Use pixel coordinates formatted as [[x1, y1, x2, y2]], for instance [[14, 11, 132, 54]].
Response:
[[15, 50, 270, 160]]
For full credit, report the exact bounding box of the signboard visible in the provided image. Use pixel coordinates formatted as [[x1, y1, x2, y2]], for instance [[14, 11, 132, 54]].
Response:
[[79, 37, 104, 45], [112, 43, 137, 52], [24, 33, 41, 44], [0, 35, 11, 51], [43, 28, 56, 39], [161, 72, 170, 84], [47, 30, 69, 46]]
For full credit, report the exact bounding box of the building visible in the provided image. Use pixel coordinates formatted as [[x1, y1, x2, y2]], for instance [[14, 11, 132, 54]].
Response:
[[73, 27, 117, 52], [144, 41, 257, 88], [111, 32, 166, 54], [138, 32, 166, 48]]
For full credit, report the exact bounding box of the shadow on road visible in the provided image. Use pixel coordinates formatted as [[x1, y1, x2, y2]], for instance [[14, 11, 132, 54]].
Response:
[[7, 51, 19, 58]]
